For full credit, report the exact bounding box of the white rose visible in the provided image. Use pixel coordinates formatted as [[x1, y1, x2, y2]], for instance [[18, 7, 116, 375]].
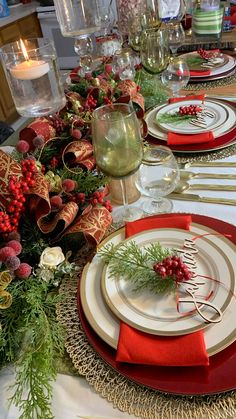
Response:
[[39, 247, 65, 269]]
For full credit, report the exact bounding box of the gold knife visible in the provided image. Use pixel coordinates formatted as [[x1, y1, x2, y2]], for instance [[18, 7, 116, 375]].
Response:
[[181, 184, 236, 191], [169, 193, 236, 206], [181, 162, 236, 168]]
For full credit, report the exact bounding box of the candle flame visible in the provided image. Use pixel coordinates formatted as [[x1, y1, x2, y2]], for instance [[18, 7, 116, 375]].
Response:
[[20, 39, 29, 61]]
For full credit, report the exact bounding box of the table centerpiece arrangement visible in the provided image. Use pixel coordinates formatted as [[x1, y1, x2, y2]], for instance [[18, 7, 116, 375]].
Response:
[[0, 65, 147, 419]]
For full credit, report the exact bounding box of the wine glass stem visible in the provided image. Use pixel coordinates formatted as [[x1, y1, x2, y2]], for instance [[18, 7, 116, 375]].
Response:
[[120, 178, 130, 219]]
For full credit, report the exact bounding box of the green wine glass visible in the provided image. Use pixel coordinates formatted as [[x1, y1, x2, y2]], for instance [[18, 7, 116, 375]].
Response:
[[92, 103, 144, 223]]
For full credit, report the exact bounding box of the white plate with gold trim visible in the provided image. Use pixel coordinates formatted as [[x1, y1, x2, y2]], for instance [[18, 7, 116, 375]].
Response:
[[155, 100, 228, 134], [80, 223, 236, 356], [101, 228, 234, 336], [146, 99, 236, 141]]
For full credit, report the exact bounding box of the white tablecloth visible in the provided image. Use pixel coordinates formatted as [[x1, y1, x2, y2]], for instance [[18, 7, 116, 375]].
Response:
[[1, 154, 236, 419]]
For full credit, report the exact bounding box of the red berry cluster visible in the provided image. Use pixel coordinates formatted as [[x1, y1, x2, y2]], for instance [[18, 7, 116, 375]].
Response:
[[68, 192, 86, 204], [50, 116, 68, 134], [197, 48, 209, 60], [179, 105, 203, 116], [0, 159, 36, 234], [103, 96, 112, 105], [50, 157, 59, 169], [153, 255, 193, 282], [84, 95, 97, 110], [90, 191, 112, 212]]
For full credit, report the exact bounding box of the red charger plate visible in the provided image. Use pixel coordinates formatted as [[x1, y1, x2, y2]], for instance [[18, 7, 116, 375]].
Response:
[[148, 100, 236, 154], [77, 213, 236, 396]]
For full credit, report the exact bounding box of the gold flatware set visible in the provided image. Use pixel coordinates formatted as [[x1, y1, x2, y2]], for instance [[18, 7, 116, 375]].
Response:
[[170, 162, 236, 205]]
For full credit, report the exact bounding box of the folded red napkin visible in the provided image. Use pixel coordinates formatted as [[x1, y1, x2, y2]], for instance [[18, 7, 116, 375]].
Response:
[[168, 94, 205, 104], [116, 215, 209, 367], [167, 131, 215, 146], [190, 69, 211, 77], [167, 95, 214, 146]]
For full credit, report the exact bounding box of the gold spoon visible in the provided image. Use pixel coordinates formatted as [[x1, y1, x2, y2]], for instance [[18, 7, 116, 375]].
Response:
[[174, 181, 236, 194], [179, 162, 236, 169], [180, 171, 236, 181]]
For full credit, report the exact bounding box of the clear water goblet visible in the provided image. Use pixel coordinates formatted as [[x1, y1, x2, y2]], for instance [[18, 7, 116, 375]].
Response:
[[161, 58, 190, 97], [167, 22, 185, 56], [136, 145, 180, 214], [92, 103, 144, 223]]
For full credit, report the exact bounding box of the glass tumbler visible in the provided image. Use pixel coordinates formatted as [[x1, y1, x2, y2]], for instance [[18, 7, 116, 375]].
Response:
[[0, 38, 66, 117]]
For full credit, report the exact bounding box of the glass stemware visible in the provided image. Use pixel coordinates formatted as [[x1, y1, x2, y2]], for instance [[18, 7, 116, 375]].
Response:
[[92, 103, 144, 222], [112, 49, 136, 80], [136, 146, 180, 214], [161, 58, 190, 97], [140, 29, 169, 74], [166, 22, 185, 56]]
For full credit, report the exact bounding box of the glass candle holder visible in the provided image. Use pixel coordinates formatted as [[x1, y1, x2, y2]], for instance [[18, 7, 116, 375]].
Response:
[[0, 38, 66, 117]]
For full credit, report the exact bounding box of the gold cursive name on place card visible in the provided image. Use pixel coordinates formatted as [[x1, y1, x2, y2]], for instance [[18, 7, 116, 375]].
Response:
[[173, 238, 223, 324]]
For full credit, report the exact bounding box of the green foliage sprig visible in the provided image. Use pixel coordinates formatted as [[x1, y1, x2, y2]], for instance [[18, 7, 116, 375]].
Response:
[[156, 113, 193, 125], [99, 241, 177, 294], [0, 276, 66, 419]]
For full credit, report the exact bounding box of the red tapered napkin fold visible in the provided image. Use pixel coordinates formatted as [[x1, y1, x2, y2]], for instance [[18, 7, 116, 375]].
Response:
[[167, 131, 215, 146], [116, 215, 209, 367], [168, 94, 205, 104]]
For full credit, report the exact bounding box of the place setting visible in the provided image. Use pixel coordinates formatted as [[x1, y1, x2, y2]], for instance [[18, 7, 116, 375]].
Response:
[[179, 49, 236, 82], [77, 212, 236, 396], [145, 96, 236, 153]]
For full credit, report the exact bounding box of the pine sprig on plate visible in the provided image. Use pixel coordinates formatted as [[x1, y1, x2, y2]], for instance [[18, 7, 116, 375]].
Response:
[[99, 241, 177, 294], [156, 113, 193, 125]]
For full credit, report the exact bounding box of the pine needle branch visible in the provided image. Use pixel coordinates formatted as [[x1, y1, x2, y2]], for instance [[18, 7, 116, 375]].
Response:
[[99, 241, 177, 294]]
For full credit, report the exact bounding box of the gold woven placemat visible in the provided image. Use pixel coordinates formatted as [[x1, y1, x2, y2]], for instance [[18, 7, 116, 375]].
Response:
[[185, 73, 236, 91], [175, 143, 236, 163], [57, 255, 236, 419]]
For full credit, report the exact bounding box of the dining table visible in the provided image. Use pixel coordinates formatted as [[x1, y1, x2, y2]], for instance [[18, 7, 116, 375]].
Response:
[[1, 62, 236, 419]]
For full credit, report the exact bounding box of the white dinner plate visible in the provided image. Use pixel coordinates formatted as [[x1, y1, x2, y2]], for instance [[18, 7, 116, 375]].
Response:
[[80, 223, 236, 356], [101, 228, 234, 336], [146, 99, 236, 141], [180, 52, 236, 78], [155, 100, 228, 134]]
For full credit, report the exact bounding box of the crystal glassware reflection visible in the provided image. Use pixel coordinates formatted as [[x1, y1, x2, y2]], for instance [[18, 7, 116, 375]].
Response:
[[161, 58, 190, 97], [140, 29, 169, 74], [0, 38, 66, 117], [136, 146, 180, 214], [74, 35, 93, 74], [112, 49, 136, 80], [166, 22, 185, 56], [92, 103, 144, 223]]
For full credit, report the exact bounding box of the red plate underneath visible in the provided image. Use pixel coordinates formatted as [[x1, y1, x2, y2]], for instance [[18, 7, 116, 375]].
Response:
[[77, 214, 236, 396], [148, 100, 236, 153]]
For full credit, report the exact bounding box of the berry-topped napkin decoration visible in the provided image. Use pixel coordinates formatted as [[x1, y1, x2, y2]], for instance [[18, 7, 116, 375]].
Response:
[[156, 104, 215, 129]]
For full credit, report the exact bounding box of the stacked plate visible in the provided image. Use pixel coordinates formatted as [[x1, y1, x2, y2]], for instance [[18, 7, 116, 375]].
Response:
[[180, 52, 236, 82], [145, 98, 236, 153], [78, 214, 236, 396]]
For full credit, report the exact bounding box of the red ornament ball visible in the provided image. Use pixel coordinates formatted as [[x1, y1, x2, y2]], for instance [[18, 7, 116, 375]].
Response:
[[70, 128, 82, 140], [0, 246, 16, 262], [7, 240, 22, 256], [15, 263, 32, 279], [16, 140, 30, 153], [5, 256, 21, 271], [50, 195, 63, 209], [62, 179, 77, 192]]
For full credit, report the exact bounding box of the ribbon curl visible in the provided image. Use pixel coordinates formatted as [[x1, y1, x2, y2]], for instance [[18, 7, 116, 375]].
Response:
[[0, 271, 13, 309]]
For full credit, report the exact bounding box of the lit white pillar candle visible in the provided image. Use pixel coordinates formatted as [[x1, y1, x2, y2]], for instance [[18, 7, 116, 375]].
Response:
[[10, 39, 50, 80]]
